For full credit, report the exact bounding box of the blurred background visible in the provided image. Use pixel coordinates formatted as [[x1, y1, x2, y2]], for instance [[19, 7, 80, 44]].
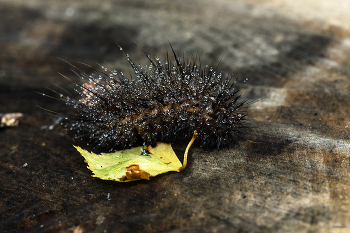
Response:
[[1, 0, 350, 232]]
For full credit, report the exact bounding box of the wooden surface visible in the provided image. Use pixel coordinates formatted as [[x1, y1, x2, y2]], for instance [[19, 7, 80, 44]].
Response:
[[1, 0, 350, 232]]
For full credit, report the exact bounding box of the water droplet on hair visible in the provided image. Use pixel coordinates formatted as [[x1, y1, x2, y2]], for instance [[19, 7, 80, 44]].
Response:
[[180, 115, 187, 120]]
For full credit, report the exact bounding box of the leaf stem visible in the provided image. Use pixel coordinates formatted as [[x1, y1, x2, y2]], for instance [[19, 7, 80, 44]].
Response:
[[179, 130, 198, 171]]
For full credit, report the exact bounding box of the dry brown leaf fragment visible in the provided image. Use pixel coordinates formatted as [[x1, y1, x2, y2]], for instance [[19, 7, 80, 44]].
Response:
[[0, 113, 23, 128]]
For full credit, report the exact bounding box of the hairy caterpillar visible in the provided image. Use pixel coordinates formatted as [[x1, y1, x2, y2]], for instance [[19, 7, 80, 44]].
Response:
[[60, 45, 248, 150]]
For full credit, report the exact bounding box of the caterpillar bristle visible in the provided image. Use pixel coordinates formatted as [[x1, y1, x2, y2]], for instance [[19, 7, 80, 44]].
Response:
[[60, 46, 248, 150]]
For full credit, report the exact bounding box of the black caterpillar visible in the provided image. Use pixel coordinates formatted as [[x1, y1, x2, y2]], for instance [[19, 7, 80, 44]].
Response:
[[61, 45, 248, 150]]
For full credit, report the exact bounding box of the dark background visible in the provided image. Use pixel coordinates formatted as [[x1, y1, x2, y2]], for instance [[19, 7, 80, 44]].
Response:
[[1, 0, 350, 232]]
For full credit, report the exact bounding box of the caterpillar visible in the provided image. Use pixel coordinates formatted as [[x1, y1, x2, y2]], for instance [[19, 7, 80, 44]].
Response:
[[61, 45, 248, 150]]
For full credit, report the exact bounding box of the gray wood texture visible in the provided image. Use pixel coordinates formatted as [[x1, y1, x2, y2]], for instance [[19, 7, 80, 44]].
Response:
[[1, 0, 350, 232]]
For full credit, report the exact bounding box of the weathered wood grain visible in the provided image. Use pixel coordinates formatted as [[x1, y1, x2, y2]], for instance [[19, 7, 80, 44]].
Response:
[[1, 0, 350, 232]]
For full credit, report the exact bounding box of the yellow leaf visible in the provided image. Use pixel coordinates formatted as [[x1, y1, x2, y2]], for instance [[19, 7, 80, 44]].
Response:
[[75, 131, 198, 182]]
